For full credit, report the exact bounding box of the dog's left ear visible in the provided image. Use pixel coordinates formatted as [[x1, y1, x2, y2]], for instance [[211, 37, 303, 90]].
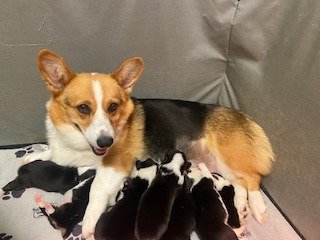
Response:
[[37, 49, 76, 95], [112, 57, 144, 93]]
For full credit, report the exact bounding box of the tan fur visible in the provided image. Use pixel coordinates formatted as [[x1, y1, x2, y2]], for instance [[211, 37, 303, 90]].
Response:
[[100, 104, 145, 174], [204, 107, 274, 191]]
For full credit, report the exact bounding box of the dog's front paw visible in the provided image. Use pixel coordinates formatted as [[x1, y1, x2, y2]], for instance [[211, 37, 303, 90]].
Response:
[[22, 150, 52, 164], [248, 191, 268, 224], [82, 210, 100, 239]]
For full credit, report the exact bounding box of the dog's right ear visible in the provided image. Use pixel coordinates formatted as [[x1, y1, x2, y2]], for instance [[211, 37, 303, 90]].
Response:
[[37, 49, 76, 95]]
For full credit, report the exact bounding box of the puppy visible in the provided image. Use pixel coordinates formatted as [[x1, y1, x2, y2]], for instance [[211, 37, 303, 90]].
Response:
[[26, 49, 274, 237], [35, 175, 94, 238], [212, 173, 241, 228], [160, 174, 196, 240], [0, 160, 95, 196], [94, 158, 158, 240], [135, 150, 191, 240], [189, 163, 238, 240]]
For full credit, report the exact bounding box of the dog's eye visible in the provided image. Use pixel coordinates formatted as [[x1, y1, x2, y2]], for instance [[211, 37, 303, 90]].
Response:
[[77, 104, 91, 115], [108, 103, 118, 113]]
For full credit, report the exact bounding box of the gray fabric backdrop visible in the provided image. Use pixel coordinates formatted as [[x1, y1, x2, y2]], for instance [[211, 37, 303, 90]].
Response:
[[1, 1, 319, 239]]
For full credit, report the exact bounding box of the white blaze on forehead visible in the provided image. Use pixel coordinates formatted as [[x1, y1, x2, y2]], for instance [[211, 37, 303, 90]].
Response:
[[83, 80, 115, 148], [91, 72, 98, 75]]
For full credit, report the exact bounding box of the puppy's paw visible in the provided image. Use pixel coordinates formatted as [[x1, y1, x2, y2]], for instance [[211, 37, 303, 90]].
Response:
[[34, 194, 46, 208], [187, 167, 202, 189], [22, 150, 51, 165], [0, 189, 4, 197], [248, 191, 268, 224], [22, 153, 40, 164], [197, 163, 213, 178], [45, 202, 55, 215], [197, 163, 207, 172]]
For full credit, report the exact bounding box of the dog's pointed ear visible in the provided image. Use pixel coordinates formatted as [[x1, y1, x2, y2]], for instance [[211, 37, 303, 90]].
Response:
[[37, 49, 76, 95], [111, 57, 144, 93]]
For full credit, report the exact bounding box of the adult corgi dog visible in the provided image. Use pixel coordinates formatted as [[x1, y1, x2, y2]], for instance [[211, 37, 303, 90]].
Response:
[[26, 49, 274, 238]]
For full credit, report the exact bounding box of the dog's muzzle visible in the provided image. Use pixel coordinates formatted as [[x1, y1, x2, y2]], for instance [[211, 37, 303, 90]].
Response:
[[91, 135, 113, 156]]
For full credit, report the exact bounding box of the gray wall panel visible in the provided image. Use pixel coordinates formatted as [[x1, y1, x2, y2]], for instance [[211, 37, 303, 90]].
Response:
[[0, 0, 238, 145], [227, 1, 320, 239]]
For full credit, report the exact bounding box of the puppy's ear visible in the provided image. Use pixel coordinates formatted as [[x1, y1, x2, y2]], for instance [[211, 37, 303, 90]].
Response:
[[185, 161, 192, 170], [111, 57, 144, 93], [180, 161, 192, 175], [135, 160, 143, 170], [37, 49, 76, 95]]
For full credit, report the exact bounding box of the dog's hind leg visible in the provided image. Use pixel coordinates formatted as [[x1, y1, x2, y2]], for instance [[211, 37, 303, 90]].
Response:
[[204, 110, 274, 223], [245, 174, 268, 223]]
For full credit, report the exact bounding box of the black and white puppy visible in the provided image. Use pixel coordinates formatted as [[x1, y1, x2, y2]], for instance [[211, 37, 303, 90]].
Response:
[[188, 163, 238, 240], [35, 175, 95, 238], [160, 174, 196, 240], [212, 173, 241, 229], [135, 150, 191, 240], [94, 158, 158, 240], [0, 160, 95, 196]]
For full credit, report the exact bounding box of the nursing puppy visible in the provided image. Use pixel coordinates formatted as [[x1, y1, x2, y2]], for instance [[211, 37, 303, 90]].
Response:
[[189, 163, 238, 240], [160, 174, 196, 240], [94, 158, 158, 240], [212, 173, 241, 228], [0, 160, 95, 196], [135, 150, 191, 240], [25, 49, 274, 237], [35, 175, 94, 238]]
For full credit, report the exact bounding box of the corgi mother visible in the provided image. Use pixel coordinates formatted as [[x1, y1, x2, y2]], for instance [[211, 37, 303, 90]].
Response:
[[25, 49, 274, 238]]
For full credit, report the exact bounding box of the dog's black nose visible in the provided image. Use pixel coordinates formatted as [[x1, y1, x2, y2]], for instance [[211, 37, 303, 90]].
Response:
[[97, 136, 113, 148]]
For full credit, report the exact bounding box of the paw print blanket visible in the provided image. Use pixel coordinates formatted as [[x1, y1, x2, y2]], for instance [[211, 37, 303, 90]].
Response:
[[0, 144, 301, 240]]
